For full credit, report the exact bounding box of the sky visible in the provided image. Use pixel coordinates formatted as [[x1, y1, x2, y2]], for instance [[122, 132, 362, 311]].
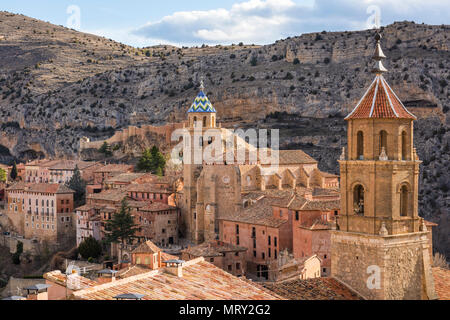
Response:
[[2, 0, 449, 47]]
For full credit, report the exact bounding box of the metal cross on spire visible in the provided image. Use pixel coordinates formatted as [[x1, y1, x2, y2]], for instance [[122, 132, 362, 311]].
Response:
[[372, 32, 388, 74]]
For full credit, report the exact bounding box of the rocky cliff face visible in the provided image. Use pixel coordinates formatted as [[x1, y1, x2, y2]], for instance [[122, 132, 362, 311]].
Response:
[[0, 12, 448, 257]]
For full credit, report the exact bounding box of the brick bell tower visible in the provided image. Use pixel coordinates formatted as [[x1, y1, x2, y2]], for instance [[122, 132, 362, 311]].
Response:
[[331, 33, 437, 300], [182, 80, 217, 243]]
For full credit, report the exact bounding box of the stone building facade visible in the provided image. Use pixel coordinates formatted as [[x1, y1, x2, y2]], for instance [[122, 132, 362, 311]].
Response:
[[6, 182, 75, 244], [331, 34, 437, 300], [180, 83, 339, 245]]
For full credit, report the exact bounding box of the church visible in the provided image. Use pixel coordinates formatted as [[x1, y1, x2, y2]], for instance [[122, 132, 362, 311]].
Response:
[[180, 83, 339, 244]]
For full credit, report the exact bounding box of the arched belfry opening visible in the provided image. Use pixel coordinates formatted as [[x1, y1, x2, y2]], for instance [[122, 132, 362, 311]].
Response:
[[357, 131, 364, 159], [401, 131, 408, 160], [400, 185, 408, 216], [353, 184, 365, 215], [379, 130, 388, 158]]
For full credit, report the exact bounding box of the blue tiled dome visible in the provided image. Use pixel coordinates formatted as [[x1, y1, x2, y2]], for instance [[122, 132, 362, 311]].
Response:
[[187, 90, 216, 113]]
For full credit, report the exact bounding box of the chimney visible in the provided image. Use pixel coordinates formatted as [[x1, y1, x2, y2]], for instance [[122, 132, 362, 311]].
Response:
[[24, 284, 51, 300], [164, 260, 185, 277], [97, 269, 118, 284]]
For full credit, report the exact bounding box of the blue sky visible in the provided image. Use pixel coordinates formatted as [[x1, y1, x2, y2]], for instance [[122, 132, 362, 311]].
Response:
[[2, 0, 449, 47]]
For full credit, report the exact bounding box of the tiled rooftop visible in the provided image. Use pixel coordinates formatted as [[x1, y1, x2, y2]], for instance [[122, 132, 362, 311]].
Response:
[[7, 182, 74, 194], [139, 202, 177, 212], [72, 258, 283, 300], [433, 267, 450, 300], [87, 188, 128, 202], [182, 240, 247, 258], [127, 183, 172, 193], [105, 173, 147, 184], [262, 277, 362, 300], [278, 150, 317, 165], [346, 75, 416, 120], [44, 270, 98, 290], [132, 240, 161, 254], [219, 197, 286, 228], [94, 164, 134, 173]]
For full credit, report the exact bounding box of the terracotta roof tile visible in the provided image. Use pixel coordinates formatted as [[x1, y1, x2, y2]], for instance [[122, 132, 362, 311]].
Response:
[[7, 182, 74, 194], [219, 198, 286, 228], [72, 258, 282, 300], [346, 75, 416, 120], [132, 240, 161, 254], [182, 240, 247, 258], [44, 270, 98, 290], [433, 267, 450, 300], [262, 277, 362, 300]]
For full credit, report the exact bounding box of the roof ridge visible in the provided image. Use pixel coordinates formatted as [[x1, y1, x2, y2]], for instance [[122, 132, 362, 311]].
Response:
[[380, 76, 399, 117]]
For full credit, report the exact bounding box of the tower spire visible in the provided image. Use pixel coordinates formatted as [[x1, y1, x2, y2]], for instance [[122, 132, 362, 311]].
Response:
[[372, 33, 387, 74], [200, 77, 205, 91]]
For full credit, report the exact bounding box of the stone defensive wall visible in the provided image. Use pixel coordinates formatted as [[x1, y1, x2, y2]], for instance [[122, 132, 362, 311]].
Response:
[[80, 122, 185, 151]]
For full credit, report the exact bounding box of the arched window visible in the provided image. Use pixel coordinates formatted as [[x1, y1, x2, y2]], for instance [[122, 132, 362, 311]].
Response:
[[203, 116, 207, 128], [212, 116, 215, 127], [246, 175, 252, 186], [401, 131, 408, 160], [379, 130, 388, 158], [400, 185, 408, 216], [193, 116, 197, 127], [353, 184, 365, 215], [357, 131, 364, 159]]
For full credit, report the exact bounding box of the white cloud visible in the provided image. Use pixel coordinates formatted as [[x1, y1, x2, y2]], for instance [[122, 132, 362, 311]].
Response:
[[93, 0, 450, 47]]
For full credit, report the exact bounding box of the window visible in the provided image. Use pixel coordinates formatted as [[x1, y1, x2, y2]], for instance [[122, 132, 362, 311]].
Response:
[[268, 248, 271, 258], [295, 211, 299, 221], [210, 258, 214, 262], [357, 131, 364, 159], [274, 237, 277, 247], [379, 130, 388, 158], [262, 252, 265, 259], [323, 268, 327, 273], [203, 116, 207, 128], [354, 185, 365, 215], [268, 236, 271, 246], [235, 252, 239, 257], [279, 210, 282, 217], [236, 224, 239, 235], [236, 263, 240, 270], [236, 236, 240, 245], [252, 227, 256, 238], [324, 254, 327, 259], [274, 249, 277, 259], [136, 257, 141, 264], [253, 251, 256, 257], [401, 131, 408, 160], [400, 185, 408, 216], [228, 265, 232, 271], [253, 238, 256, 249]]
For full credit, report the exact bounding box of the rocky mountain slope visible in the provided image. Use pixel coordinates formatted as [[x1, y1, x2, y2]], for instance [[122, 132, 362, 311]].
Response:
[[0, 12, 448, 257]]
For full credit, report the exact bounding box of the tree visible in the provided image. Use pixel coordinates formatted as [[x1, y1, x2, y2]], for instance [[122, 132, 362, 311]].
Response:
[[78, 236, 102, 260], [10, 162, 17, 181], [104, 198, 140, 245], [12, 241, 23, 265], [151, 146, 166, 173], [0, 168, 7, 182], [98, 142, 112, 157], [137, 146, 166, 174], [66, 165, 86, 206]]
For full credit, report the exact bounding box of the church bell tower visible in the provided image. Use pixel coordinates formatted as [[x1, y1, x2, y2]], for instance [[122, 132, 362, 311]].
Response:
[[182, 80, 217, 243], [331, 34, 437, 300]]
